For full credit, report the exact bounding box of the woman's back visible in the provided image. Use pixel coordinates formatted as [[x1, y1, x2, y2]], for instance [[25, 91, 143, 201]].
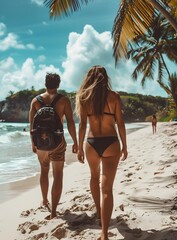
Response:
[[87, 91, 118, 137]]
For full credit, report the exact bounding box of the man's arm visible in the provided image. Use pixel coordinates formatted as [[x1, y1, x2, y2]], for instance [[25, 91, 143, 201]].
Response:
[[64, 97, 78, 153], [29, 98, 37, 153]]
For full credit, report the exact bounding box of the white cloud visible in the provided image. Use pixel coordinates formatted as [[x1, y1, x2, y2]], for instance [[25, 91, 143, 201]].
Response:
[[27, 29, 33, 35], [60, 24, 168, 98], [31, 0, 44, 6], [26, 43, 35, 50], [0, 33, 25, 51], [61, 25, 113, 90], [0, 22, 6, 36], [37, 55, 46, 62], [0, 24, 168, 101], [0, 58, 60, 100], [0, 22, 36, 51], [42, 21, 48, 26]]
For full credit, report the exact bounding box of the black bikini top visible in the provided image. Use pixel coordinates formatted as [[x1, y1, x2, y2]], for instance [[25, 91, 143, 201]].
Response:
[[87, 101, 115, 117]]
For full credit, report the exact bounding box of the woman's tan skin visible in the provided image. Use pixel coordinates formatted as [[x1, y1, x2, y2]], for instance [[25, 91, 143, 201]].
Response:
[[76, 66, 128, 240], [152, 114, 157, 134]]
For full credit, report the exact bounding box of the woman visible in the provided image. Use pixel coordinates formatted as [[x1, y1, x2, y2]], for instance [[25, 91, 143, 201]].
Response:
[[75, 65, 128, 240], [152, 114, 157, 134]]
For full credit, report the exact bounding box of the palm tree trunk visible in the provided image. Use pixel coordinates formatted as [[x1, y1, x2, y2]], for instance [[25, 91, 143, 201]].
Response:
[[160, 54, 177, 109], [149, 0, 177, 33], [160, 54, 171, 79]]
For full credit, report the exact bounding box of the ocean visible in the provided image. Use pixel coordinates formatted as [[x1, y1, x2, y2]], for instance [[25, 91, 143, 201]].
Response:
[[0, 122, 145, 185]]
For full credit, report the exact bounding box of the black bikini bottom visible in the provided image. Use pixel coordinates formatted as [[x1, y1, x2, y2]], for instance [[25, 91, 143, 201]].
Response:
[[87, 136, 118, 157]]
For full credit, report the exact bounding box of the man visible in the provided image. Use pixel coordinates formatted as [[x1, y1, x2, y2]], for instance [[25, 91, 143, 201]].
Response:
[[29, 72, 78, 219]]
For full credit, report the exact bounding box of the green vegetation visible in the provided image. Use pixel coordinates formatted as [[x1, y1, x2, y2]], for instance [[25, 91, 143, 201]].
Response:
[[119, 91, 169, 122], [0, 89, 174, 122], [127, 13, 177, 110]]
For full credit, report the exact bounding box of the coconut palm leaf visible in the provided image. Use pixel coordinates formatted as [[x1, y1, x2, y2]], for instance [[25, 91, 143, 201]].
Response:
[[132, 49, 157, 82], [158, 57, 165, 83], [157, 79, 172, 94], [44, 0, 91, 17], [168, 0, 177, 18], [112, 0, 177, 62], [112, 0, 154, 63]]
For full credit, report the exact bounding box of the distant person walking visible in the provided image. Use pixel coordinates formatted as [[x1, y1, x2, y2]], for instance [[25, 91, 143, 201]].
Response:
[[152, 114, 157, 134], [29, 73, 78, 219], [76, 65, 128, 240]]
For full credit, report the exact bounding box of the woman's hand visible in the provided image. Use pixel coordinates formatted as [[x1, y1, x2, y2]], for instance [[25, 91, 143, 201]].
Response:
[[77, 149, 85, 164], [121, 147, 128, 161]]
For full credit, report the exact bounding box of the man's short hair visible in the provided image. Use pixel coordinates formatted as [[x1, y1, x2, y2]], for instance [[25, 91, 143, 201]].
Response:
[[45, 73, 60, 89]]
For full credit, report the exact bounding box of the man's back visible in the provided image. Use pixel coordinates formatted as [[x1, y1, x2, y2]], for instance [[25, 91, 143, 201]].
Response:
[[29, 72, 78, 219]]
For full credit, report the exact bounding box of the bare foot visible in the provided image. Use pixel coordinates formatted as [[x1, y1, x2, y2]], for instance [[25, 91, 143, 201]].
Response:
[[40, 202, 51, 212], [45, 214, 57, 220], [101, 234, 109, 240]]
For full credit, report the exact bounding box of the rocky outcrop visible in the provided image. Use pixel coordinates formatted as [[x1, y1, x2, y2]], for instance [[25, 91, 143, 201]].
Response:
[[0, 90, 77, 123], [1, 98, 31, 122]]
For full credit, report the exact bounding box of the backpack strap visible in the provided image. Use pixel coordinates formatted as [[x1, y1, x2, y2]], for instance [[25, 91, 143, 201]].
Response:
[[50, 94, 63, 107], [36, 95, 46, 107]]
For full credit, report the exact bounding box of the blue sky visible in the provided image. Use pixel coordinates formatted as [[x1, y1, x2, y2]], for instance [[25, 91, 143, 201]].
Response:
[[0, 0, 171, 100]]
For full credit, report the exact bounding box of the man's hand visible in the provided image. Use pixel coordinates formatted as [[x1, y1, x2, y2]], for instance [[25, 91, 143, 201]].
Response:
[[32, 145, 37, 154], [72, 143, 78, 153]]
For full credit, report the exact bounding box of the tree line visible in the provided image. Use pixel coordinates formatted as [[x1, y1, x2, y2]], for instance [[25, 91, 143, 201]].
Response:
[[0, 89, 171, 122]]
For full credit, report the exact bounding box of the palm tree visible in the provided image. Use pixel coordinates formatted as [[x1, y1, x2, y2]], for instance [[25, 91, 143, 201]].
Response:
[[112, 0, 177, 62], [44, 0, 177, 63], [127, 14, 177, 107]]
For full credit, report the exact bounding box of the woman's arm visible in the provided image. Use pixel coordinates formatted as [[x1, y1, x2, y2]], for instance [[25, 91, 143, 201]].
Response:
[[77, 104, 87, 163], [115, 93, 128, 160]]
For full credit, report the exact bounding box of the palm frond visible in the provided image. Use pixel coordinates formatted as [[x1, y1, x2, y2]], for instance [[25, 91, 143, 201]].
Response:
[[141, 57, 156, 86], [112, 0, 154, 63], [168, 0, 177, 19], [44, 0, 91, 18], [131, 48, 158, 84], [157, 80, 172, 95], [157, 57, 165, 83]]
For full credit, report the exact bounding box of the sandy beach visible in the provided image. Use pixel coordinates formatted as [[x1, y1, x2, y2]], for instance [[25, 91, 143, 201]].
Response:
[[1, 122, 177, 240]]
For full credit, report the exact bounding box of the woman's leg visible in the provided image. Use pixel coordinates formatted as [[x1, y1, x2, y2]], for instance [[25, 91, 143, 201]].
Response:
[[101, 155, 119, 240], [86, 142, 101, 218]]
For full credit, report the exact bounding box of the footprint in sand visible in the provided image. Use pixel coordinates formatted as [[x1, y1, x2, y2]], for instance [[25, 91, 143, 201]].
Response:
[[20, 209, 35, 217], [18, 221, 39, 234]]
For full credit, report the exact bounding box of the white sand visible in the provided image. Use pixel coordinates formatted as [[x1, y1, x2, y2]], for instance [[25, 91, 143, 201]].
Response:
[[1, 122, 177, 240]]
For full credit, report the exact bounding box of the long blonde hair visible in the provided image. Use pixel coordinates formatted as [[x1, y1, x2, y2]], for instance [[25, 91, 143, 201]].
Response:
[[75, 65, 111, 117]]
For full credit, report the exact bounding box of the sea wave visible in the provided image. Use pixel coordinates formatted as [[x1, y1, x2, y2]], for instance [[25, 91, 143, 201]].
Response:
[[0, 131, 30, 144]]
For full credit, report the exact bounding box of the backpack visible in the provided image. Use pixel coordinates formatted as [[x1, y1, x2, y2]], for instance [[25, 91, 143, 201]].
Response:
[[31, 94, 64, 151]]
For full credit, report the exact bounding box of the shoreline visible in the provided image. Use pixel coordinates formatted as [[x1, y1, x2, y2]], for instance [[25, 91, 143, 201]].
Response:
[[0, 123, 148, 205], [1, 122, 177, 239], [0, 144, 77, 205]]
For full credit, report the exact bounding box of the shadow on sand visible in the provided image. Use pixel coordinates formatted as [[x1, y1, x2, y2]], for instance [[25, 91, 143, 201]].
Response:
[[115, 219, 177, 240], [113, 195, 177, 240]]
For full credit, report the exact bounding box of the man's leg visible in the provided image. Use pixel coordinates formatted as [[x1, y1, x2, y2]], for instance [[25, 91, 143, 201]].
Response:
[[50, 160, 64, 218], [40, 165, 50, 205], [37, 151, 50, 205]]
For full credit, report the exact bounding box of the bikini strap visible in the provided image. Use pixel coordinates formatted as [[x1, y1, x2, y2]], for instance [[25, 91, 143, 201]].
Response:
[[106, 100, 111, 113]]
